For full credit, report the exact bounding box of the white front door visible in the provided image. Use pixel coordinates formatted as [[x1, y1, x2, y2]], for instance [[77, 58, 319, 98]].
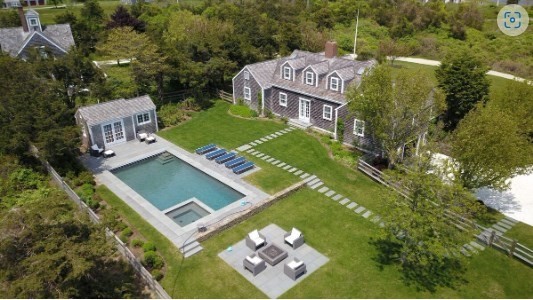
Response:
[[102, 120, 126, 146], [299, 98, 311, 123]]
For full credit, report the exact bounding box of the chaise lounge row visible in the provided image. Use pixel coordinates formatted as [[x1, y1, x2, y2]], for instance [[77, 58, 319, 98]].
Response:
[[195, 143, 255, 174]]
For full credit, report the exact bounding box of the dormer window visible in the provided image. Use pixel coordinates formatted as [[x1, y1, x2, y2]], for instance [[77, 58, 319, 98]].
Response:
[[305, 71, 314, 86], [283, 66, 292, 80], [330, 77, 340, 91], [29, 18, 38, 26]]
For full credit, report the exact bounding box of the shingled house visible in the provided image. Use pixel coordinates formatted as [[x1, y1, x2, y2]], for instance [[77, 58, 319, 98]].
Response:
[[75, 95, 158, 149], [0, 6, 75, 59], [232, 41, 377, 151]]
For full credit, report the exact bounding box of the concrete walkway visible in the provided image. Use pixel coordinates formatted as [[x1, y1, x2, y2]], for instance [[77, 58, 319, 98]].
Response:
[[390, 57, 532, 84]]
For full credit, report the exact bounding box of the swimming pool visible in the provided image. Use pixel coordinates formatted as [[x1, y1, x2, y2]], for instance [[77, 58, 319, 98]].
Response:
[[111, 152, 245, 212]]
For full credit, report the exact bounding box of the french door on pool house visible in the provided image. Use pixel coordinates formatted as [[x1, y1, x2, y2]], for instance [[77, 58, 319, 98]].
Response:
[[102, 120, 125, 146]]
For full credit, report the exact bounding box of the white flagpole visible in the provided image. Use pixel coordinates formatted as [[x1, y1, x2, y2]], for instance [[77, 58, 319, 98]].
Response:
[[353, 9, 360, 58]]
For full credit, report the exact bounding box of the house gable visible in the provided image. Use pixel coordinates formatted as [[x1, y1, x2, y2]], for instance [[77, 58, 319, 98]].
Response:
[[17, 31, 68, 58]]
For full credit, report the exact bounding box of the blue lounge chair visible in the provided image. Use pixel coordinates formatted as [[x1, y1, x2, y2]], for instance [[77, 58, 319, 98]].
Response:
[[196, 143, 216, 154], [206, 149, 226, 160], [233, 162, 255, 174], [215, 152, 236, 164], [225, 157, 245, 168]]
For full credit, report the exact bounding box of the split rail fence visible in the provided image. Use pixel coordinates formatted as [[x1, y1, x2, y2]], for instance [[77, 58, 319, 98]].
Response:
[[356, 158, 533, 267]]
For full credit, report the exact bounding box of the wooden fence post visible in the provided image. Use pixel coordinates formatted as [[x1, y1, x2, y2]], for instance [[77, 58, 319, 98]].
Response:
[[488, 230, 496, 246], [509, 240, 517, 258]]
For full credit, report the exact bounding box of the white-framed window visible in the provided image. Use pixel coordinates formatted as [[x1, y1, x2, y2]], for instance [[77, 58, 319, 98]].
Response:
[[330, 77, 340, 91], [354, 119, 365, 137], [244, 71, 249, 80], [323, 105, 332, 120], [136, 112, 150, 125], [29, 18, 37, 26], [244, 87, 251, 100], [305, 71, 314, 85], [279, 93, 287, 107], [283, 66, 292, 80]]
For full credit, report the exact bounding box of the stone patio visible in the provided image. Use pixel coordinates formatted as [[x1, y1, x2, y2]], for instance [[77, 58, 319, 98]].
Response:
[[218, 224, 329, 299]]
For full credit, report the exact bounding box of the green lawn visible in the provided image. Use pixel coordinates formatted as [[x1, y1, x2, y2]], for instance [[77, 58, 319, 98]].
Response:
[[505, 222, 533, 250], [97, 185, 533, 298], [35, 0, 122, 24], [254, 129, 388, 215], [158, 101, 287, 152]]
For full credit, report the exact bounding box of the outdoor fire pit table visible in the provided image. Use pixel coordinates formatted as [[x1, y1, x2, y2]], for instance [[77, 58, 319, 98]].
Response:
[[258, 243, 288, 266]]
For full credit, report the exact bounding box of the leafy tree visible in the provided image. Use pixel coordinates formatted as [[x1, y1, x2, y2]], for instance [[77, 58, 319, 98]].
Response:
[[77, 0, 106, 53], [107, 5, 145, 32], [348, 64, 442, 168], [451, 102, 533, 191], [435, 52, 489, 131], [0, 9, 21, 28], [375, 157, 485, 292], [378, 39, 409, 65], [0, 168, 145, 298]]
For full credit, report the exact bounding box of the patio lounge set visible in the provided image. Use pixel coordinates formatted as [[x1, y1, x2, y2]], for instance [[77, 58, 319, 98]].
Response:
[[243, 228, 307, 280], [195, 143, 255, 174]]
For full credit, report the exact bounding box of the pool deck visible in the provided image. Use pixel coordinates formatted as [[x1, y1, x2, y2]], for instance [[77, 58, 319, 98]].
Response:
[[81, 135, 269, 252]]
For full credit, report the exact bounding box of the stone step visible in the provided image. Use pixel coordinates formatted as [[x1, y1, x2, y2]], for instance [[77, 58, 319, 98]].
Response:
[[265, 136, 273, 140], [504, 216, 519, 224], [250, 150, 258, 155], [266, 158, 275, 163], [261, 155, 270, 160], [325, 190, 335, 197], [310, 182, 323, 190], [460, 247, 472, 257], [371, 216, 381, 224], [294, 170, 303, 176], [362, 211, 372, 218], [260, 138, 268, 142], [283, 165, 291, 170], [271, 160, 280, 165], [288, 167, 297, 173], [354, 206, 365, 214], [346, 202, 357, 209], [463, 243, 478, 254], [499, 218, 516, 227], [277, 162, 286, 167], [183, 244, 203, 258], [339, 198, 350, 205], [256, 153, 264, 158], [496, 221, 513, 230], [318, 186, 329, 194], [236, 144, 252, 152], [332, 194, 343, 201], [300, 173, 310, 179], [254, 140, 262, 144], [492, 224, 508, 233], [246, 149, 255, 153], [307, 178, 320, 186], [469, 241, 485, 251]]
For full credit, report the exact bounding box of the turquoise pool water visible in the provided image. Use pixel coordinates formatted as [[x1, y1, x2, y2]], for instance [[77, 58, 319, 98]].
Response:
[[112, 153, 244, 211]]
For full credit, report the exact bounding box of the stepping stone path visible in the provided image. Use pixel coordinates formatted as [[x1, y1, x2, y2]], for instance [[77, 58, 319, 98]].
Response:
[[301, 173, 310, 179], [346, 202, 357, 209], [277, 162, 286, 167], [354, 206, 365, 214], [310, 182, 323, 189], [332, 194, 343, 201], [362, 211, 372, 219], [318, 187, 329, 194], [266, 158, 275, 163], [325, 190, 335, 197], [283, 165, 291, 170], [339, 198, 350, 205], [288, 167, 297, 173], [261, 155, 270, 160], [272, 160, 280, 165], [294, 170, 303, 176]]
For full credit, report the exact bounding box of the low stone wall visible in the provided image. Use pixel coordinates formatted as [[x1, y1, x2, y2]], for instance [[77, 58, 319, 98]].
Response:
[[197, 180, 307, 242]]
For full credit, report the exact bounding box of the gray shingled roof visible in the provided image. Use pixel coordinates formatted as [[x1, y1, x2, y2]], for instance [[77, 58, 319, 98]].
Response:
[[243, 49, 375, 104], [77, 95, 156, 126], [0, 24, 74, 57]]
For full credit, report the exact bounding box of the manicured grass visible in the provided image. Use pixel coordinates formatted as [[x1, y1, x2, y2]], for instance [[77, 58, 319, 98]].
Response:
[[131, 187, 533, 298], [505, 222, 533, 250], [254, 129, 388, 215], [36, 1, 122, 24], [158, 101, 287, 152], [242, 152, 301, 194]]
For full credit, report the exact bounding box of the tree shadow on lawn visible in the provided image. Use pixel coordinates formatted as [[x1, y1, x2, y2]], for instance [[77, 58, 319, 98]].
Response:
[[370, 237, 468, 293]]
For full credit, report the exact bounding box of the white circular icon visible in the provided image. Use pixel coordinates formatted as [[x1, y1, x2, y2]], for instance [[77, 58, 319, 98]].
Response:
[[498, 5, 529, 36]]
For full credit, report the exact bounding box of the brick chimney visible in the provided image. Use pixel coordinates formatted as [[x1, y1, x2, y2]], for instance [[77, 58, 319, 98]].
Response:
[[17, 5, 29, 33], [324, 41, 338, 59]]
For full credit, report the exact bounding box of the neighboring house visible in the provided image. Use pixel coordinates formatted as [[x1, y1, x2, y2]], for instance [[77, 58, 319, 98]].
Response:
[[0, 6, 75, 59], [232, 41, 378, 152], [75, 95, 158, 149]]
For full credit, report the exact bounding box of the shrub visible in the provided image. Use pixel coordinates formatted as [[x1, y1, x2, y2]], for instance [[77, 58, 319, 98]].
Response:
[[143, 251, 164, 269], [131, 239, 144, 248], [142, 241, 157, 252], [265, 109, 274, 119], [151, 269, 164, 281], [120, 227, 133, 242], [158, 103, 186, 127], [178, 97, 201, 111], [78, 183, 94, 202], [336, 119, 345, 144], [114, 221, 127, 233]]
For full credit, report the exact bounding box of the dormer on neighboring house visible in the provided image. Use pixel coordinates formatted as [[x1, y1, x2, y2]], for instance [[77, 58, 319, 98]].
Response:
[[302, 61, 329, 87], [25, 9, 42, 32], [0, 5, 75, 59]]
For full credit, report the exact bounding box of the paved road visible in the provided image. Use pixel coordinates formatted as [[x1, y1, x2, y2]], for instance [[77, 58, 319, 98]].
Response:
[[390, 56, 532, 84]]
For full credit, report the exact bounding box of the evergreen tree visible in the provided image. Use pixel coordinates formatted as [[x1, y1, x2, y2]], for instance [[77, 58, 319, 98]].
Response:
[[107, 5, 145, 32]]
